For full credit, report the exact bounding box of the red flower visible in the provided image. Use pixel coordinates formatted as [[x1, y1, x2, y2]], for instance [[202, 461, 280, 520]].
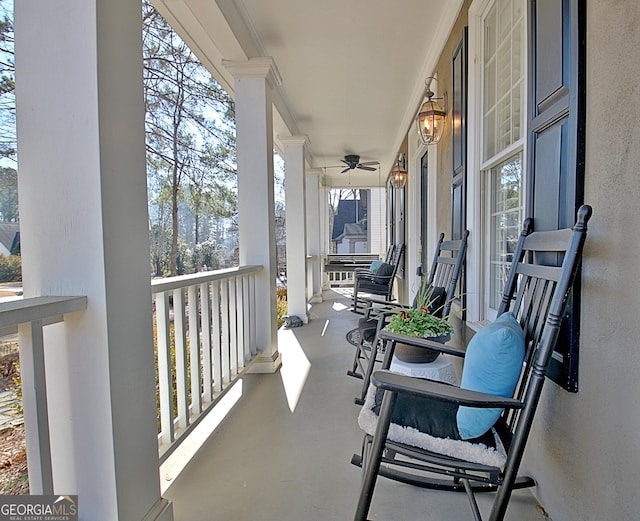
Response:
[[419, 306, 429, 314]]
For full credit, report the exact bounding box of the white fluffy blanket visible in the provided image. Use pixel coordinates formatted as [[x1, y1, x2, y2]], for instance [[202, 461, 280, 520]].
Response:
[[357, 384, 507, 468]]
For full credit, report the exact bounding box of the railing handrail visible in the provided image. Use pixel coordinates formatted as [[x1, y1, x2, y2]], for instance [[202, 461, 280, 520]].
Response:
[[151, 265, 263, 294], [0, 295, 87, 333], [0, 295, 88, 494]]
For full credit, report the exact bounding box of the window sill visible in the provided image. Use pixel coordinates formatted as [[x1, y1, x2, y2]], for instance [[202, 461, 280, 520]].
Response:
[[466, 320, 491, 333]]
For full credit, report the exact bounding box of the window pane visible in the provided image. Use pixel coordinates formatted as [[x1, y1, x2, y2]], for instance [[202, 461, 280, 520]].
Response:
[[489, 155, 523, 310], [485, 5, 496, 65], [483, 0, 524, 162]]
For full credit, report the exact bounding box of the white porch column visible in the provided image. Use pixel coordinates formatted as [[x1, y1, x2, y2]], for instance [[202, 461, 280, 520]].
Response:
[[306, 169, 323, 303], [369, 188, 388, 257], [281, 136, 309, 321], [320, 183, 331, 287], [15, 1, 171, 520], [224, 58, 281, 372]]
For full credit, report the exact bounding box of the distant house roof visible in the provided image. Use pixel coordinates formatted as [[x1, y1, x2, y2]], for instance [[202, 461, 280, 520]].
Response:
[[0, 223, 19, 255], [341, 222, 366, 238], [331, 199, 367, 241]]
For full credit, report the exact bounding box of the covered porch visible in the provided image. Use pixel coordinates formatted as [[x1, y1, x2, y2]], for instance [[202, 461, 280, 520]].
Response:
[[7, 0, 640, 520]]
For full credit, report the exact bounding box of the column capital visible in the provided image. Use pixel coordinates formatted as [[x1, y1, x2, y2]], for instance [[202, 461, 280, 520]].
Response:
[[222, 57, 282, 88], [279, 135, 310, 149]]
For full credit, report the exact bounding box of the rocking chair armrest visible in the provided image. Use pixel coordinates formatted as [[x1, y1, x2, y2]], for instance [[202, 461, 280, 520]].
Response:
[[354, 269, 375, 280], [366, 274, 393, 283], [362, 295, 401, 307], [378, 330, 467, 358], [367, 303, 409, 320], [371, 370, 524, 410], [360, 297, 407, 320]]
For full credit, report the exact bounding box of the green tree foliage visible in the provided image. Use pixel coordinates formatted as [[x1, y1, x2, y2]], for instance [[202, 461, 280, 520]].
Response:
[[0, 166, 17, 221], [0, 253, 20, 282], [0, 0, 14, 163], [143, 0, 237, 276]]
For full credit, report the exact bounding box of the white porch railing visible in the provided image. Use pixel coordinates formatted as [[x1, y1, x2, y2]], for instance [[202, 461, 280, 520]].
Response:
[[0, 295, 88, 494], [325, 270, 356, 287], [0, 266, 263, 487], [323, 253, 379, 288], [151, 265, 263, 461]]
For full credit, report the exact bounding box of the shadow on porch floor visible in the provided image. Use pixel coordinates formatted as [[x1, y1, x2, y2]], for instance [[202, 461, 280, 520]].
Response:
[[163, 289, 547, 521]]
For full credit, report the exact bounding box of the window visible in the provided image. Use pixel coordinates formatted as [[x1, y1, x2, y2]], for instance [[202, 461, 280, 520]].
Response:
[[487, 155, 523, 312], [387, 183, 405, 278], [482, 0, 524, 160], [478, 0, 526, 320], [468, 0, 585, 390]]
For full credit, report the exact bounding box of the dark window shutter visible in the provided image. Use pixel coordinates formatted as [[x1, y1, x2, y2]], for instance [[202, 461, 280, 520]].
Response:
[[527, 0, 585, 391], [451, 29, 468, 318], [420, 151, 429, 273], [451, 29, 468, 243]]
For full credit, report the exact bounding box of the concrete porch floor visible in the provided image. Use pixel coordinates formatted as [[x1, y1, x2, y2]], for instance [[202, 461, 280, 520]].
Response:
[[163, 289, 547, 521]]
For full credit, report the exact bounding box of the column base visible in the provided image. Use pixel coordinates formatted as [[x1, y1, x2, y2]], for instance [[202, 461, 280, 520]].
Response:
[[309, 293, 323, 303], [248, 351, 282, 374], [142, 498, 173, 521]]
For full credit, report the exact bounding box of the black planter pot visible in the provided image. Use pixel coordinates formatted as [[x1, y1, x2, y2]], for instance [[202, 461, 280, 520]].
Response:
[[393, 333, 451, 363]]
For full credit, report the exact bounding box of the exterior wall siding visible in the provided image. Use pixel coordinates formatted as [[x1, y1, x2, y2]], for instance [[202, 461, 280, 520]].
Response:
[[525, 1, 640, 519]]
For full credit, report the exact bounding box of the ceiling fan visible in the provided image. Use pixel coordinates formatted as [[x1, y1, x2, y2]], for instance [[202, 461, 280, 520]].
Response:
[[336, 154, 379, 174]]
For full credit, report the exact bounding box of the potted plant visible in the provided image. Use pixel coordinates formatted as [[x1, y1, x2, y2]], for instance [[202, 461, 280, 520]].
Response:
[[385, 282, 454, 363]]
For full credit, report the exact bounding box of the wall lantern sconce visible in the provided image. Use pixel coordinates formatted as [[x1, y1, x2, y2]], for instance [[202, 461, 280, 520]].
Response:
[[416, 77, 447, 145], [390, 153, 408, 189]]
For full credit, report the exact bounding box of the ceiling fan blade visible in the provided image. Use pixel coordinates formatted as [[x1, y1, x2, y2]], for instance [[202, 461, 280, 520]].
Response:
[[357, 165, 377, 171], [341, 167, 352, 173], [358, 161, 379, 166]]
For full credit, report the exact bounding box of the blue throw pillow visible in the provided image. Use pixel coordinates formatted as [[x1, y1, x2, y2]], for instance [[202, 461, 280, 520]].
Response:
[[368, 260, 383, 273], [456, 312, 525, 440]]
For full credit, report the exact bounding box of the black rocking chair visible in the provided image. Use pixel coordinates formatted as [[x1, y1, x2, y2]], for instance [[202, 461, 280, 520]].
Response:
[[352, 244, 405, 313], [347, 231, 469, 406], [352, 205, 592, 521], [353, 244, 396, 279]]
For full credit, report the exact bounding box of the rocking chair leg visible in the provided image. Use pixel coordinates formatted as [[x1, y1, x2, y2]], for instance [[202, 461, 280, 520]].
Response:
[[356, 319, 389, 404], [462, 478, 484, 521], [348, 333, 370, 379], [347, 340, 364, 379], [355, 340, 379, 405], [354, 391, 397, 521], [360, 435, 372, 484]]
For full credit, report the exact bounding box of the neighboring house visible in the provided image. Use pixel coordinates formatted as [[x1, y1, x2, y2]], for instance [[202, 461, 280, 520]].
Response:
[[333, 222, 367, 254], [331, 199, 367, 253], [0, 223, 19, 256]]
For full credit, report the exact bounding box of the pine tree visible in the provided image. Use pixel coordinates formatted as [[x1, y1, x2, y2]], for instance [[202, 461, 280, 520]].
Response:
[[143, 0, 237, 275]]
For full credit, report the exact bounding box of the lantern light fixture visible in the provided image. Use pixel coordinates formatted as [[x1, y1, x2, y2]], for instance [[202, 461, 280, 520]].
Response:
[[389, 153, 408, 189], [416, 77, 447, 145]]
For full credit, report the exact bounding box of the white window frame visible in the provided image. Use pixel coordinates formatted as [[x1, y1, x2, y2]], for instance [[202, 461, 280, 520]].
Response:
[[483, 150, 524, 320], [467, 0, 528, 326], [408, 127, 439, 300]]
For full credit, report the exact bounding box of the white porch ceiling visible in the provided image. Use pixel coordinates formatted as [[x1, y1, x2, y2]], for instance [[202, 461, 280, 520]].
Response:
[[153, 0, 463, 186]]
